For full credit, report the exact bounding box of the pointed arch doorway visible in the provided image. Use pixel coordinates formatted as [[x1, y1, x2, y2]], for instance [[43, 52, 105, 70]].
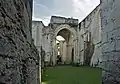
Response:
[[51, 24, 78, 65]]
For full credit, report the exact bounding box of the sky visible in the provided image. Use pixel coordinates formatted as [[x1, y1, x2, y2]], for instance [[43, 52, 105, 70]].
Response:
[[32, 0, 100, 26]]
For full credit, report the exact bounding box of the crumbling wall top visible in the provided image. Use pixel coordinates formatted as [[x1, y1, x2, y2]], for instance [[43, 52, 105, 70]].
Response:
[[50, 16, 78, 25], [32, 21, 45, 27]]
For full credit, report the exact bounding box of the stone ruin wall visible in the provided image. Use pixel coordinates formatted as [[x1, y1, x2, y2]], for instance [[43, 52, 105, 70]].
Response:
[[78, 5, 102, 67], [50, 16, 78, 25], [0, 0, 40, 84], [32, 21, 52, 66], [101, 0, 120, 83], [32, 21, 46, 83]]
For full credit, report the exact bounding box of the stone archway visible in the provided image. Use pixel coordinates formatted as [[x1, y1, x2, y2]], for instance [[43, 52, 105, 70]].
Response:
[[51, 24, 78, 65]]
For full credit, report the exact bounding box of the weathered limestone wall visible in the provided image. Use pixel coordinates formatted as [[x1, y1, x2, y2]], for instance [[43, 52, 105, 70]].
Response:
[[101, 0, 120, 83], [32, 21, 45, 83], [32, 21, 53, 66], [42, 26, 52, 63], [79, 5, 102, 66], [32, 21, 44, 47], [0, 0, 39, 84]]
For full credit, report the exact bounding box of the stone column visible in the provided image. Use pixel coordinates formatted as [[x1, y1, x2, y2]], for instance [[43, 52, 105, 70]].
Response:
[[73, 39, 76, 63], [66, 44, 72, 63], [76, 37, 79, 62], [101, 0, 120, 83], [52, 38, 56, 65], [73, 38, 78, 63], [49, 34, 53, 65]]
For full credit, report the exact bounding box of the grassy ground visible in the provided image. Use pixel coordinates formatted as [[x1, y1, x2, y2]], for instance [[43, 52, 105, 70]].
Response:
[[42, 66, 102, 84]]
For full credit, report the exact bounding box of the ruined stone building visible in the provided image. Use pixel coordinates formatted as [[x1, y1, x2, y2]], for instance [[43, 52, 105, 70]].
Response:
[[33, 1, 120, 82], [0, 0, 120, 84], [32, 5, 102, 67]]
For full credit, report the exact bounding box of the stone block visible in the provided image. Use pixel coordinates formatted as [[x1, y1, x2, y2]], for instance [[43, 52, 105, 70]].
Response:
[[101, 32, 108, 43], [113, 52, 120, 62], [102, 71, 120, 84], [115, 40, 120, 51]]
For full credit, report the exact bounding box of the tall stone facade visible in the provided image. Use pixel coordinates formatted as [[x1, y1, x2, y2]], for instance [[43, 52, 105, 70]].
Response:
[[50, 16, 79, 65], [79, 5, 102, 66], [0, 0, 40, 84], [101, 0, 120, 83]]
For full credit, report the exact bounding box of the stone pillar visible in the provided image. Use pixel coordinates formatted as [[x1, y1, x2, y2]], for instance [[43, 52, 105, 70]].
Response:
[[77, 37, 80, 63], [73, 39, 76, 63], [73, 38, 78, 63], [0, 0, 39, 84], [101, 0, 120, 83], [76, 37, 79, 62], [52, 38, 56, 65], [66, 44, 72, 63], [49, 34, 53, 65], [79, 35, 84, 65], [62, 42, 67, 63]]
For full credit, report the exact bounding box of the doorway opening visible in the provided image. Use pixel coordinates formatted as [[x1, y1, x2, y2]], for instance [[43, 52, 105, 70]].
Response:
[[55, 29, 74, 65]]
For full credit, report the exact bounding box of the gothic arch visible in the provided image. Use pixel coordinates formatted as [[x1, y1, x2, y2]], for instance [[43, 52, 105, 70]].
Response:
[[54, 24, 77, 39], [51, 24, 78, 65]]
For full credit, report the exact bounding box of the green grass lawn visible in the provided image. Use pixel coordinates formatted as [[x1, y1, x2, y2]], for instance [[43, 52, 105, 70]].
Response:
[[42, 66, 102, 84]]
